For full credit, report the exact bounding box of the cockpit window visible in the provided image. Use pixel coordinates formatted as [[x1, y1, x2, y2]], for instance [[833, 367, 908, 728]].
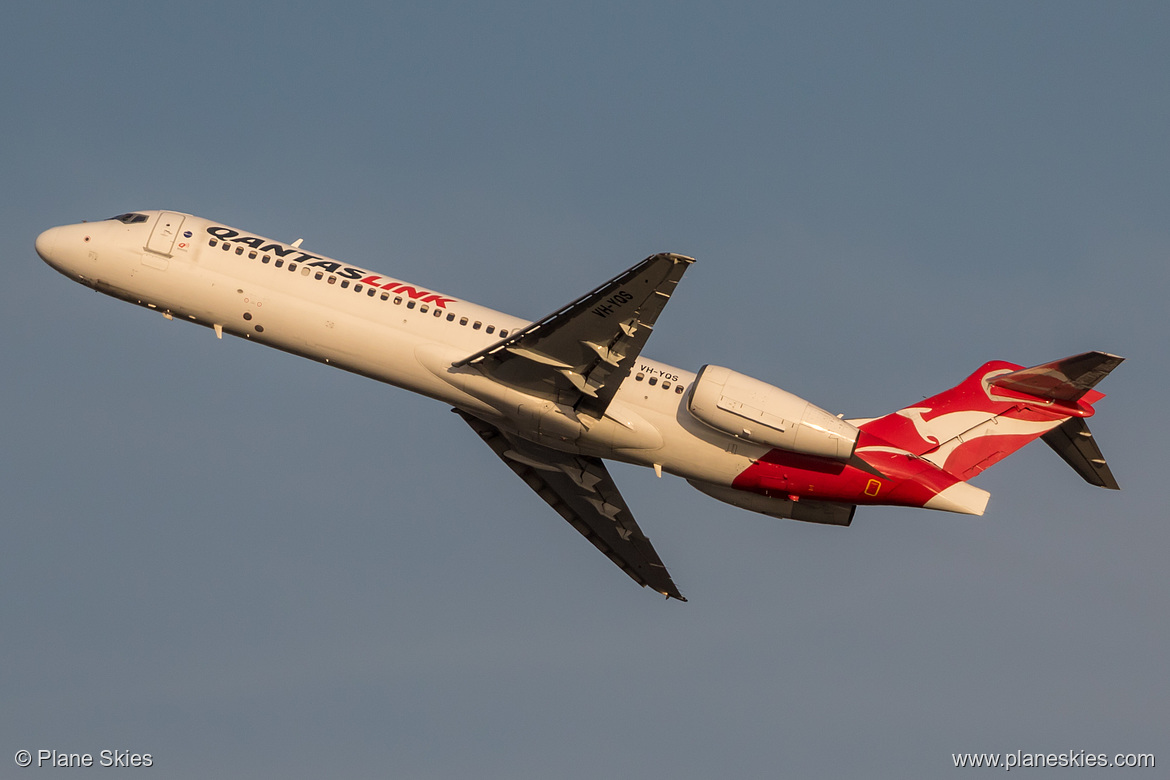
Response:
[[108, 213, 149, 225]]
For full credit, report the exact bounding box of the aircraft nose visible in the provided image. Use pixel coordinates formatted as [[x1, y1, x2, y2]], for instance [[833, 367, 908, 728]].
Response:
[[36, 224, 91, 275], [35, 226, 60, 264]]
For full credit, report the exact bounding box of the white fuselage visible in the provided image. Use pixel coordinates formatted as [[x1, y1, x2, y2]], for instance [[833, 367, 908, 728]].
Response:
[[37, 211, 762, 487]]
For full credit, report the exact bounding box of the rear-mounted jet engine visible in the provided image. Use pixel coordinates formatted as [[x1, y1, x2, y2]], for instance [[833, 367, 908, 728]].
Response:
[[687, 365, 859, 461]]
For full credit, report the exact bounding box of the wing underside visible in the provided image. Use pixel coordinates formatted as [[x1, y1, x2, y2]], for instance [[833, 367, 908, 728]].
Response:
[[455, 409, 686, 601]]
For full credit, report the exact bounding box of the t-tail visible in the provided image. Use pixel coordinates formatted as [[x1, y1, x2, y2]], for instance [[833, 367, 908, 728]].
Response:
[[858, 352, 1124, 504]]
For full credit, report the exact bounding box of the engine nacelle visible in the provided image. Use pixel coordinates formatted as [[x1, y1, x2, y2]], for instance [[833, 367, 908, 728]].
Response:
[[687, 365, 858, 461]]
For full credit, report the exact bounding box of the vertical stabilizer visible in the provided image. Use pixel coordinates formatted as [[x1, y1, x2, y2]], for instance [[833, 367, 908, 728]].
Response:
[[859, 352, 1123, 486]]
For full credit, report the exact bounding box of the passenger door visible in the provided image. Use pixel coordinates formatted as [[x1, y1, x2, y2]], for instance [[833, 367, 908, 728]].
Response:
[[145, 212, 185, 257]]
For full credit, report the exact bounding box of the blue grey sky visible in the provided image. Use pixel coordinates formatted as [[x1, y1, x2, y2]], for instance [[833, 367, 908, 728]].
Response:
[[2, 2, 1166, 777]]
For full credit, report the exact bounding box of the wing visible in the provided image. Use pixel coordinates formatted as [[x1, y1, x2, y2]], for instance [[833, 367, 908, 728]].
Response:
[[456, 410, 686, 601], [452, 253, 694, 419]]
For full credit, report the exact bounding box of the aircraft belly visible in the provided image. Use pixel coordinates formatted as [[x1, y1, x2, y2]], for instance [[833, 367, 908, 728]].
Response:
[[91, 252, 235, 323], [603, 401, 756, 485], [417, 343, 667, 455]]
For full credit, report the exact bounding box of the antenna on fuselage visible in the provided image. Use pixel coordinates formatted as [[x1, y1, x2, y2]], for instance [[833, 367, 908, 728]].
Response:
[[291, 238, 303, 248]]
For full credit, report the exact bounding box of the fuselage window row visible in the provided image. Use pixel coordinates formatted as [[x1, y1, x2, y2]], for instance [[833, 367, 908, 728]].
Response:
[[210, 237, 509, 336], [635, 371, 687, 394]]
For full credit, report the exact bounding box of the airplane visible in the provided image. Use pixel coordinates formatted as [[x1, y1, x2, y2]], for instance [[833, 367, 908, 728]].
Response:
[[36, 210, 1124, 601]]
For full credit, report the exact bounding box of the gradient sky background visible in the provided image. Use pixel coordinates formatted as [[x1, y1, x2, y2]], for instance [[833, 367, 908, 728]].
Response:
[[2, 3, 1167, 777]]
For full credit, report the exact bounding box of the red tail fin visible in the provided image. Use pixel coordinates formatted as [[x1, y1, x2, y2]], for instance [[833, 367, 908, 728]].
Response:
[[858, 352, 1122, 484]]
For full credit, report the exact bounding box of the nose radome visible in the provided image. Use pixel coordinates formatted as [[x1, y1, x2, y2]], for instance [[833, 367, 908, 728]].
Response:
[[35, 226, 60, 263]]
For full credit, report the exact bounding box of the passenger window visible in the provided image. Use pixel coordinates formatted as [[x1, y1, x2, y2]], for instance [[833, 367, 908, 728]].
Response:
[[407, 301, 416, 309], [209, 239, 218, 247], [447, 313, 455, 321], [662, 380, 671, 390], [675, 385, 685, 394], [459, 317, 468, 326], [262, 255, 271, 263], [302, 267, 310, 276], [636, 373, 645, 381], [368, 288, 376, 297], [249, 251, 257, 259], [354, 283, 363, 292], [485, 325, 495, 334], [500, 330, 508, 337], [473, 321, 481, 330], [221, 243, 230, 251], [433, 309, 442, 317], [315, 271, 324, 280], [327, 276, 336, 284], [235, 246, 244, 255], [275, 259, 284, 268], [380, 292, 389, 301], [288, 263, 297, 272], [340, 280, 349, 288], [420, 305, 429, 314], [648, 377, 657, 386], [394, 296, 402, 305]]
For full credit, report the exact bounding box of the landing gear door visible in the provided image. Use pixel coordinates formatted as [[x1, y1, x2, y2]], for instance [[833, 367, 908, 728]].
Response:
[[145, 212, 185, 257]]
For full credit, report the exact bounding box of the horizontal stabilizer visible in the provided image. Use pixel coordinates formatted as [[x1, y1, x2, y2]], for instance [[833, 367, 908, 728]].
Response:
[[990, 351, 1124, 402], [1041, 417, 1120, 490]]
